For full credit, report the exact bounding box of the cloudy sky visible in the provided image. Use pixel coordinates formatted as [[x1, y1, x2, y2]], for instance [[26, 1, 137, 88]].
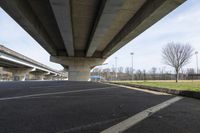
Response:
[[0, 0, 200, 73]]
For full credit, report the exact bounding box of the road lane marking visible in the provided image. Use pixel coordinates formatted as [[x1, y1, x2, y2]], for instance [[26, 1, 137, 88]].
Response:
[[29, 84, 81, 89], [29, 83, 101, 89], [102, 82, 169, 95], [101, 96, 183, 133], [29, 85, 69, 88], [0, 86, 115, 101]]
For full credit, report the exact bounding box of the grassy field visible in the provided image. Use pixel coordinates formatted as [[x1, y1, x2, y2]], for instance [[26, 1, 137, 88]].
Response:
[[113, 80, 200, 92]]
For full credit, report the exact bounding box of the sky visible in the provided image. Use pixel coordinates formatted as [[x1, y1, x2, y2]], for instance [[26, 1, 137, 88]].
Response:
[[0, 0, 200, 73]]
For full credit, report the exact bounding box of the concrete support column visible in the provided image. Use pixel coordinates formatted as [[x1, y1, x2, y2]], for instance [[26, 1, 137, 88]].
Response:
[[39, 76, 44, 80], [4, 68, 34, 81], [30, 71, 47, 80], [45, 75, 53, 80], [67, 65, 91, 81], [35, 73, 45, 80], [51, 56, 105, 81], [44, 73, 55, 80], [52, 75, 61, 80]]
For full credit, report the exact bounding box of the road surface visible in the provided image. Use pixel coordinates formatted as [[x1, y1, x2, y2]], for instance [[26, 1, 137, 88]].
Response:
[[0, 81, 199, 133]]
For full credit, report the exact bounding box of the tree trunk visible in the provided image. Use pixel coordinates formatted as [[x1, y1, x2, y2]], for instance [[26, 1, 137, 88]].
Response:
[[176, 70, 179, 83]]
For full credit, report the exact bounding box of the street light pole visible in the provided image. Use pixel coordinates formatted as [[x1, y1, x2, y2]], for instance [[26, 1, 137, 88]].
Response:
[[195, 51, 199, 74], [130, 52, 134, 80], [115, 57, 118, 80], [112, 65, 114, 81]]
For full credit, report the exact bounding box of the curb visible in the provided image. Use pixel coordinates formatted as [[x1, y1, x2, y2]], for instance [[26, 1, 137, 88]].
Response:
[[105, 82, 200, 100]]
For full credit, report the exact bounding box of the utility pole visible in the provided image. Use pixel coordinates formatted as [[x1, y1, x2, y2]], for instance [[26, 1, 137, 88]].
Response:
[[115, 57, 118, 80], [195, 51, 199, 74], [130, 52, 134, 80], [112, 65, 114, 81]]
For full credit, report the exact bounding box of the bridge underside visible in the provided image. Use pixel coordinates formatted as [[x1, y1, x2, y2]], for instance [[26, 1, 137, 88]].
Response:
[[0, 0, 185, 81]]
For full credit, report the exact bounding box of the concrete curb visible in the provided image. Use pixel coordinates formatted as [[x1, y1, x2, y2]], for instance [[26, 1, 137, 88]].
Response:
[[105, 82, 200, 100]]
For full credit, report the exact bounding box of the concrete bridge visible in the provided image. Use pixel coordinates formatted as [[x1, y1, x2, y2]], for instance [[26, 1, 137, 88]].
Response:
[[0, 0, 186, 81], [0, 45, 64, 81]]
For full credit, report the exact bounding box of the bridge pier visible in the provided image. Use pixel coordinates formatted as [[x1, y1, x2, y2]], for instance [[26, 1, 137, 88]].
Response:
[[29, 71, 48, 80], [4, 68, 34, 81], [66, 66, 91, 81], [44, 73, 55, 80], [51, 56, 105, 81]]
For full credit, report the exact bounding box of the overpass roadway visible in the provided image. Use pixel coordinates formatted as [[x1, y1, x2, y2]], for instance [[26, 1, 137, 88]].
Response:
[[0, 0, 186, 81], [0, 45, 63, 81]]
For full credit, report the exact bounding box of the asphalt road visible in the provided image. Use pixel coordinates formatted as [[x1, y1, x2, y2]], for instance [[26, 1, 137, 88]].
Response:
[[0, 81, 199, 133]]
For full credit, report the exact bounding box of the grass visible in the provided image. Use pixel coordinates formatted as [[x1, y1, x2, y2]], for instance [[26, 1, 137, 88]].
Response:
[[113, 80, 200, 92]]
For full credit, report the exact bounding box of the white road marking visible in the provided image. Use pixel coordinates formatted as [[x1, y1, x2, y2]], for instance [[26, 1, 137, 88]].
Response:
[[0, 86, 115, 101], [29, 83, 101, 89], [101, 96, 183, 133], [29, 85, 67, 88], [29, 84, 77, 89], [102, 82, 169, 95]]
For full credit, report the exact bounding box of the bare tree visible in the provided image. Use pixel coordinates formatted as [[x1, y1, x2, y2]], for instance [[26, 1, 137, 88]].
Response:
[[118, 67, 124, 73], [162, 42, 193, 82], [186, 68, 195, 74], [150, 67, 157, 80], [125, 67, 131, 75], [135, 69, 142, 80]]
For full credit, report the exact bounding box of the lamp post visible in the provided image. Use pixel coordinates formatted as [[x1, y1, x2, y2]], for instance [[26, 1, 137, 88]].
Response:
[[130, 52, 134, 80], [115, 57, 118, 80], [195, 51, 199, 74]]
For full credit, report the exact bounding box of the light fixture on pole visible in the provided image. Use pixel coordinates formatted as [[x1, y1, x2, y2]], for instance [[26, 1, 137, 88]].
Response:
[[115, 57, 118, 80], [130, 52, 134, 80], [195, 51, 199, 74]]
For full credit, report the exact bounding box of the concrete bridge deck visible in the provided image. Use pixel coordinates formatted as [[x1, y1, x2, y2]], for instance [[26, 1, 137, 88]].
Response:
[[0, 45, 64, 80], [0, 0, 186, 81]]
